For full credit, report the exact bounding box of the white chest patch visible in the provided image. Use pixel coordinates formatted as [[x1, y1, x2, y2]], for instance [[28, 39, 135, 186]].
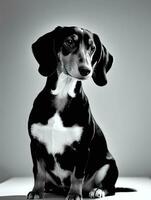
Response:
[[31, 112, 83, 155], [52, 162, 71, 181]]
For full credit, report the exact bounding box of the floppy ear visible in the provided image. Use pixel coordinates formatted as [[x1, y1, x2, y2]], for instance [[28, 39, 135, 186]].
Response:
[[92, 33, 113, 86], [32, 26, 63, 76]]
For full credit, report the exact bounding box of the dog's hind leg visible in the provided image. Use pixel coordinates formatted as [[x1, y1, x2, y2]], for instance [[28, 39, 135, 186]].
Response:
[[89, 160, 118, 198]]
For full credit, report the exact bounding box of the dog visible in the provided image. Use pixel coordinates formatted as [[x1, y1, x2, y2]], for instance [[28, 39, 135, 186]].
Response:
[[27, 26, 118, 200]]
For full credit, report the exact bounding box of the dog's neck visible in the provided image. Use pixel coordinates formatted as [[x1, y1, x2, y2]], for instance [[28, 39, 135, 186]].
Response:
[[46, 72, 81, 111], [51, 73, 77, 98]]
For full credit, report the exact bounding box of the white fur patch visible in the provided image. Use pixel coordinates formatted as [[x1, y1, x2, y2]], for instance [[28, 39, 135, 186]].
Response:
[[31, 112, 83, 155], [52, 162, 71, 181], [51, 73, 77, 98]]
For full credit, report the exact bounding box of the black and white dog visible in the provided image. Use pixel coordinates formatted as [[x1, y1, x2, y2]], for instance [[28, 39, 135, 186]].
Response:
[[27, 26, 118, 200]]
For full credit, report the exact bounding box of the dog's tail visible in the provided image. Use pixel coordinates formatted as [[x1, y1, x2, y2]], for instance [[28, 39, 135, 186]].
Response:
[[115, 187, 137, 193]]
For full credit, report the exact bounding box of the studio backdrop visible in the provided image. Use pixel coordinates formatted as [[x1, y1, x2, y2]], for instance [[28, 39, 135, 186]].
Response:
[[0, 0, 151, 180]]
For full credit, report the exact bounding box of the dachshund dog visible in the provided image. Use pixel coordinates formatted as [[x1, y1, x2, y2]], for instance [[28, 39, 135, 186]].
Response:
[[27, 26, 118, 200]]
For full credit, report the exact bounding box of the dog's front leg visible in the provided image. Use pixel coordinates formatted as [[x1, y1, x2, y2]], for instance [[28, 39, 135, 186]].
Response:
[[66, 147, 89, 200], [27, 160, 46, 199], [27, 142, 46, 199], [66, 175, 83, 200]]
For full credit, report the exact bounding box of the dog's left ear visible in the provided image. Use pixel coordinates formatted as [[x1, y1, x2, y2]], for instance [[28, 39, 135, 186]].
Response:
[[92, 33, 113, 86]]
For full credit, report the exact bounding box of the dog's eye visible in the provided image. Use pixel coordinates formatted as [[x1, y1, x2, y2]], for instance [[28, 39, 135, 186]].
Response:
[[89, 45, 96, 55], [66, 39, 73, 45], [91, 45, 95, 52], [64, 38, 75, 49]]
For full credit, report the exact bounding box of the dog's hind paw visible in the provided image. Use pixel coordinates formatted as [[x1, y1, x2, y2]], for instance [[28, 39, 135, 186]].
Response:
[[27, 191, 44, 199], [89, 188, 105, 198]]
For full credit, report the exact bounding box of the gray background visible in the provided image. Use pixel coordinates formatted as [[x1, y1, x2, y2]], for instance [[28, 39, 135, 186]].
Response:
[[0, 0, 151, 180]]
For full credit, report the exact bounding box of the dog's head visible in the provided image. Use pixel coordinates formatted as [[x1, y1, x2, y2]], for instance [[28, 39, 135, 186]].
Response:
[[32, 26, 113, 86]]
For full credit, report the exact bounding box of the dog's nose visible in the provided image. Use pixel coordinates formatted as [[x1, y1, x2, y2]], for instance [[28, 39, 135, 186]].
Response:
[[79, 66, 91, 76]]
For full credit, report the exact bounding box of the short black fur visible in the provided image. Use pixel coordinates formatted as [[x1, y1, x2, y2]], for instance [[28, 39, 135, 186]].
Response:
[[27, 26, 118, 200]]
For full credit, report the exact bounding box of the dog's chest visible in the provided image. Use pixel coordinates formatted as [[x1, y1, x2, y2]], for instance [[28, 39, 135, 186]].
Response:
[[31, 112, 83, 155]]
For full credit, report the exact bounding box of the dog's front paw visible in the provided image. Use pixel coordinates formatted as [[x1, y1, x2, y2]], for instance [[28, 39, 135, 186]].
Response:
[[89, 188, 105, 198], [66, 193, 82, 200], [27, 191, 44, 199]]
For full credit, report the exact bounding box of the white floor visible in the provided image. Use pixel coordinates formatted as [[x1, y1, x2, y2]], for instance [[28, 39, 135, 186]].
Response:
[[0, 177, 151, 199]]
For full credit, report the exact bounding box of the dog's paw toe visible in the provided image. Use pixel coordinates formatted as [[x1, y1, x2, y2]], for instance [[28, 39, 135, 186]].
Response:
[[66, 193, 82, 200], [89, 188, 105, 198], [27, 191, 43, 199]]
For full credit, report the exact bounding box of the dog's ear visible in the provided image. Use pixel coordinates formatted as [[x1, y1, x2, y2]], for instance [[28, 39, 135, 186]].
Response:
[[32, 26, 63, 76], [92, 33, 113, 86]]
